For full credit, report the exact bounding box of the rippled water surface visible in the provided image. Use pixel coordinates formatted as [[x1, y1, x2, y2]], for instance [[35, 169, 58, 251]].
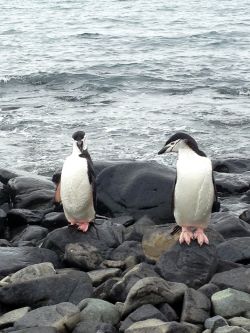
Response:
[[0, 0, 249, 175]]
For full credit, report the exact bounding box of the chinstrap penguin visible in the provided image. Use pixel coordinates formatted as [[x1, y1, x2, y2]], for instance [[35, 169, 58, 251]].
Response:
[[158, 132, 220, 246], [55, 130, 96, 232]]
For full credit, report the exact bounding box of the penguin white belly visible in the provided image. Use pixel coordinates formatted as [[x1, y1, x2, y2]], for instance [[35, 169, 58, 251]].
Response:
[[60, 156, 95, 222], [174, 155, 214, 228]]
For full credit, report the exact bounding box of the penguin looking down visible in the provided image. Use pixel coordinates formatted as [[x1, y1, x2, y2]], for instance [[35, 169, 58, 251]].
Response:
[[158, 132, 219, 246], [55, 130, 96, 232]]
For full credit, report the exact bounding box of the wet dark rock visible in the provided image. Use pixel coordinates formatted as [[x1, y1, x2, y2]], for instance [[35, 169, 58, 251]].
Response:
[[122, 276, 188, 317], [110, 263, 159, 302], [14, 302, 80, 332], [216, 237, 250, 264], [73, 321, 118, 333], [120, 304, 168, 332], [0, 246, 59, 278], [7, 176, 55, 210], [157, 303, 178, 321], [211, 212, 250, 239], [109, 215, 135, 227], [239, 208, 250, 224], [42, 220, 125, 260], [2, 328, 57, 333], [7, 209, 44, 226], [213, 158, 250, 174], [216, 260, 243, 273], [180, 288, 211, 324], [41, 212, 68, 230], [96, 161, 176, 223], [214, 172, 250, 195], [0, 183, 9, 207], [0, 270, 93, 307], [156, 242, 218, 289], [211, 267, 250, 294], [93, 277, 120, 301], [78, 298, 121, 325], [0, 208, 7, 235], [87, 268, 122, 287], [109, 241, 145, 267], [11, 225, 48, 246], [64, 242, 104, 270], [198, 283, 221, 299], [0, 168, 29, 185]]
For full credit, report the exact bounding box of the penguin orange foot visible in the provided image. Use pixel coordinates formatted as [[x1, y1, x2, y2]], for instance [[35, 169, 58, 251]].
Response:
[[179, 226, 193, 245], [194, 227, 209, 246]]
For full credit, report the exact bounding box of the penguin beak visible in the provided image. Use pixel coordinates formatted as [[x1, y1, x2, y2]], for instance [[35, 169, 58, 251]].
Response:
[[158, 146, 167, 155], [77, 140, 83, 153]]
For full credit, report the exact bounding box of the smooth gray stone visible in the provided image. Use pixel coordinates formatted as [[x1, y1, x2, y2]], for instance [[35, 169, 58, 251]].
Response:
[[181, 288, 211, 324], [205, 315, 228, 331], [0, 270, 93, 307], [124, 319, 201, 333], [211, 288, 250, 318], [211, 267, 250, 294], [120, 304, 169, 332], [87, 268, 122, 286], [78, 298, 120, 325], [228, 317, 250, 331], [214, 326, 249, 333], [14, 302, 80, 332], [2, 262, 56, 284], [0, 246, 59, 278], [122, 277, 188, 317], [0, 307, 30, 329], [110, 263, 159, 302]]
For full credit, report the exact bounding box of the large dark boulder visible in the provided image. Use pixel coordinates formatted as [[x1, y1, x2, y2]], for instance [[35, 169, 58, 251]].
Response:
[[7, 176, 55, 210], [213, 158, 250, 174], [96, 161, 176, 223], [0, 247, 59, 278], [211, 267, 250, 294], [11, 225, 48, 246], [216, 237, 250, 264], [0, 270, 93, 308], [110, 263, 159, 302], [211, 212, 250, 239], [42, 219, 125, 260], [156, 242, 218, 289], [214, 172, 250, 195]]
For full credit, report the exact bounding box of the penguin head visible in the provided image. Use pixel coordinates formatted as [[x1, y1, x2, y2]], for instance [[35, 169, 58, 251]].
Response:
[[72, 130, 87, 153], [158, 132, 206, 156]]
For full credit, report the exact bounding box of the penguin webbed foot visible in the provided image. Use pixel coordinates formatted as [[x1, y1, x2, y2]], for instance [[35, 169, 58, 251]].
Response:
[[193, 228, 209, 246], [179, 227, 194, 245]]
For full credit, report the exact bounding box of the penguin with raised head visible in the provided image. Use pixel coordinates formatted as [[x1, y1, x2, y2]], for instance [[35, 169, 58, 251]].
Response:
[[158, 132, 219, 246], [55, 130, 96, 232]]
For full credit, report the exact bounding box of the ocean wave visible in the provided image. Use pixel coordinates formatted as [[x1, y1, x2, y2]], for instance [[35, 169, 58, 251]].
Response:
[[216, 87, 250, 97]]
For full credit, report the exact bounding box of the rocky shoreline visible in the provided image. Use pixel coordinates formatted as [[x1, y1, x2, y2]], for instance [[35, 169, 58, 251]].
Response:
[[0, 158, 249, 333]]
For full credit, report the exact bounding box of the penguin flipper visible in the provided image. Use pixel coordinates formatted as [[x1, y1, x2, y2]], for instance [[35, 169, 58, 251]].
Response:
[[54, 182, 61, 203], [79, 150, 97, 212], [212, 172, 220, 212], [86, 159, 97, 212], [52, 172, 62, 203]]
